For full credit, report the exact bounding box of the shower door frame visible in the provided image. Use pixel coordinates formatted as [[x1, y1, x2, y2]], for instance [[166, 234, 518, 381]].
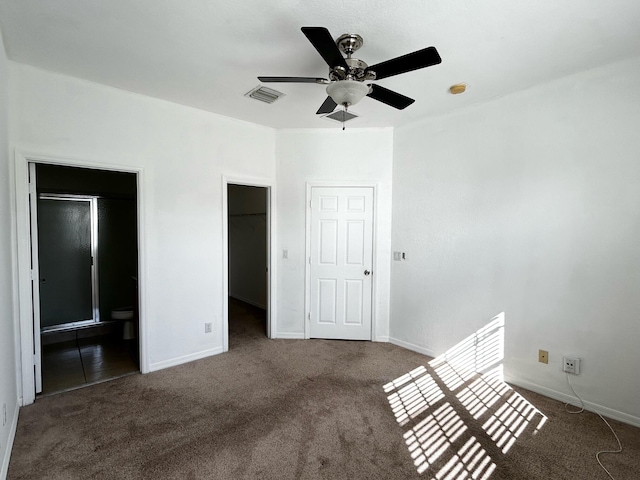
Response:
[[38, 194, 101, 332]]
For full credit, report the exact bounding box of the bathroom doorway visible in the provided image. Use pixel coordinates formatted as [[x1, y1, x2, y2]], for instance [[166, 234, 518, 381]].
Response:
[[33, 163, 140, 395]]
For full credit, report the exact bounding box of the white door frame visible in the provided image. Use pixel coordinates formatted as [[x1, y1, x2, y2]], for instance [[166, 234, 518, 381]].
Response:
[[222, 175, 277, 352], [13, 150, 148, 405], [304, 181, 378, 340]]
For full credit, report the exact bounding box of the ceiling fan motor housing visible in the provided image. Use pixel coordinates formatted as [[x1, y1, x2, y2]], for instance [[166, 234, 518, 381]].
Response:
[[330, 56, 375, 81]]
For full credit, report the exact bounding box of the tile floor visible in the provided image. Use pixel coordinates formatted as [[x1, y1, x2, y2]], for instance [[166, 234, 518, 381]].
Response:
[[40, 299, 265, 395], [41, 334, 139, 395]]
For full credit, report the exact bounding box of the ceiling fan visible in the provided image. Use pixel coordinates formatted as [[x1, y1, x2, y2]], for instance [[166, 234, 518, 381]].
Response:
[[258, 27, 442, 116]]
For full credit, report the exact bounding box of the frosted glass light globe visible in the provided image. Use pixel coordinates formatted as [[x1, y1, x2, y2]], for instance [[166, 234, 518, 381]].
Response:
[[326, 80, 370, 106]]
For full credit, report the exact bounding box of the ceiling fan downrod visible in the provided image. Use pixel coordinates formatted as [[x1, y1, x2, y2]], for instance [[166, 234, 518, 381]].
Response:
[[332, 34, 376, 82]]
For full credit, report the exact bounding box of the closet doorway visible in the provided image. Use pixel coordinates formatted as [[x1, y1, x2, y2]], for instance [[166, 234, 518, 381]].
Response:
[[226, 184, 269, 348]]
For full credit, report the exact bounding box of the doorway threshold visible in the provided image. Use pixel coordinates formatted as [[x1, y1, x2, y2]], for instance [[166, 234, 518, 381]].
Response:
[[38, 371, 139, 398]]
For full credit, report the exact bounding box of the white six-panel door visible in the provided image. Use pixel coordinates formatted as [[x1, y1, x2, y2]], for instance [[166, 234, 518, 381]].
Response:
[[309, 187, 373, 340]]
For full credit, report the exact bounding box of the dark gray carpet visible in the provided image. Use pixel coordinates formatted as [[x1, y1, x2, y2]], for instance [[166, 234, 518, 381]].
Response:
[[8, 301, 640, 479]]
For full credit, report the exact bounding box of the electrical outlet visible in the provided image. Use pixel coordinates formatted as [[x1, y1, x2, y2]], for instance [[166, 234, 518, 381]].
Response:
[[563, 356, 581, 375], [538, 350, 549, 364], [204, 322, 212, 334]]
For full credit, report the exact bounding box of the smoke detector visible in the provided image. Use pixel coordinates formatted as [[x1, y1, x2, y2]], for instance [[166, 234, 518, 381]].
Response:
[[449, 83, 467, 95]]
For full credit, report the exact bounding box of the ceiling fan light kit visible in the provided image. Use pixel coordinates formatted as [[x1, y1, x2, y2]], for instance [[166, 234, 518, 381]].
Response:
[[326, 80, 370, 107], [258, 27, 441, 125]]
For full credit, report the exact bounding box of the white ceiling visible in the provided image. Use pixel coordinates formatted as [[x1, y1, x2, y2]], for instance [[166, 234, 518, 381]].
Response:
[[1, 0, 639, 129]]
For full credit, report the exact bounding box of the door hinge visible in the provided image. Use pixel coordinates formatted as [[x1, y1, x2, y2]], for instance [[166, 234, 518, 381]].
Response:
[[30, 270, 34, 281], [308, 312, 311, 321], [33, 354, 37, 365], [308, 257, 311, 264]]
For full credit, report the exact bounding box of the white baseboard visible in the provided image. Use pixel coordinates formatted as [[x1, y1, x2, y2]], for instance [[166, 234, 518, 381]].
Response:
[[504, 375, 640, 428], [1, 400, 19, 480], [275, 332, 305, 339], [389, 337, 436, 358], [373, 336, 389, 343], [149, 347, 224, 372], [229, 294, 267, 310]]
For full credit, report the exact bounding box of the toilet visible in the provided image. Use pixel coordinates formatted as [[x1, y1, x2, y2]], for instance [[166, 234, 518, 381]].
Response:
[[111, 306, 135, 340]]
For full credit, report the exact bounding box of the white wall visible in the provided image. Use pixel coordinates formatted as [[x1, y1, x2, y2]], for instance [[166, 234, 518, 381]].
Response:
[[276, 128, 394, 340], [390, 57, 640, 424], [9, 64, 276, 373], [0, 25, 19, 479]]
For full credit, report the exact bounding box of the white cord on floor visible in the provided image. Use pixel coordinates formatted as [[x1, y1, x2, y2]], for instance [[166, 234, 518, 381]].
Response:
[[565, 373, 623, 480]]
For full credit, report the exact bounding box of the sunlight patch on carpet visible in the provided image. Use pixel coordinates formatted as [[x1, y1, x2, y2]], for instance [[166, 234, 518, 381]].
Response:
[[384, 313, 548, 478]]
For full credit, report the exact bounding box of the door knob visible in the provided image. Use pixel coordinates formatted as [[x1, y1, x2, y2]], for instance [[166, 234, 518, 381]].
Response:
[[364, 270, 371, 276]]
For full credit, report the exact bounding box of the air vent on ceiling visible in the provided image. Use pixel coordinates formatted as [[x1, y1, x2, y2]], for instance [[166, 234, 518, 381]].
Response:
[[322, 109, 359, 123], [245, 85, 285, 104]]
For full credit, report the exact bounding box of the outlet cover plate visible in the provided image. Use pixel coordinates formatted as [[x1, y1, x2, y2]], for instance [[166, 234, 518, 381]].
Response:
[[563, 356, 581, 375], [538, 350, 549, 364]]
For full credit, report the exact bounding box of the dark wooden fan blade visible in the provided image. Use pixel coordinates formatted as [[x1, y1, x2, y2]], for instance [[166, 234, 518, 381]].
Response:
[[367, 84, 415, 109], [316, 96, 338, 114], [258, 76, 327, 83], [301, 27, 349, 70], [366, 46, 441, 80]]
